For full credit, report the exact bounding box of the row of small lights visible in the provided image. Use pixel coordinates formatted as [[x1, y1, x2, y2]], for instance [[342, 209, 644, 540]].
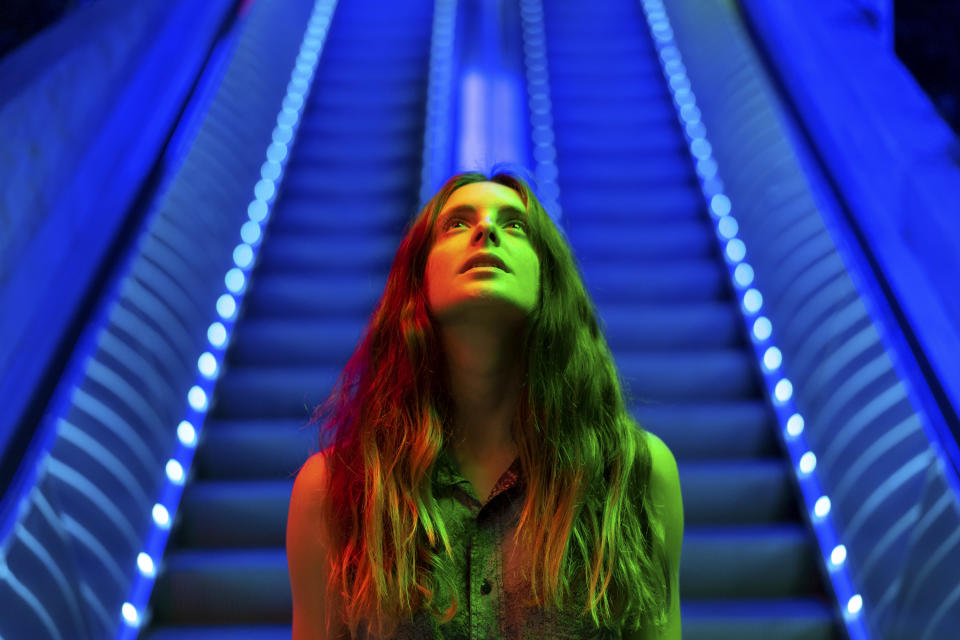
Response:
[[115, 1, 339, 637], [418, 0, 457, 208], [638, 0, 869, 637], [518, 0, 563, 223]]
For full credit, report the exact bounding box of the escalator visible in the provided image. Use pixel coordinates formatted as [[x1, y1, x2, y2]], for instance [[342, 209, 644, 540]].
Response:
[[540, 1, 846, 639], [140, 0, 435, 637], [139, 1, 848, 639]]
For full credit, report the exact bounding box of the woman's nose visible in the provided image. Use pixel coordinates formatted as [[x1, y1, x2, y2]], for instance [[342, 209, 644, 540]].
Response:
[[473, 219, 499, 243]]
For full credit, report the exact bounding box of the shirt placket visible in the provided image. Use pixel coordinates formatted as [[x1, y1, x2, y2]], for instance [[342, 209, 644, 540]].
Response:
[[468, 510, 499, 639]]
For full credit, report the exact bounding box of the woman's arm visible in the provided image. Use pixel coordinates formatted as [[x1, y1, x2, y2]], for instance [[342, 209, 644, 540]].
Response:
[[624, 432, 684, 640], [287, 450, 348, 640]]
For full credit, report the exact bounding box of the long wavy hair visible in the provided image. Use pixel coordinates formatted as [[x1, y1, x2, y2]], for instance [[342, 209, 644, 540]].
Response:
[[307, 168, 670, 638]]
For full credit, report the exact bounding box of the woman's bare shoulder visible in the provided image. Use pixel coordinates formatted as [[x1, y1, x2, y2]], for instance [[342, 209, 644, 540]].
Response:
[[639, 430, 680, 508], [297, 446, 333, 478], [288, 446, 346, 639], [632, 429, 683, 639]]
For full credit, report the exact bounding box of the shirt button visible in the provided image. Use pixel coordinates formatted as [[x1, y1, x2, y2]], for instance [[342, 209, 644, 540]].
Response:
[[480, 578, 492, 595]]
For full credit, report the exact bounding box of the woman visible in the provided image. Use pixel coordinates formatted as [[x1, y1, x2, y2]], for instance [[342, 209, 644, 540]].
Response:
[[287, 169, 683, 639]]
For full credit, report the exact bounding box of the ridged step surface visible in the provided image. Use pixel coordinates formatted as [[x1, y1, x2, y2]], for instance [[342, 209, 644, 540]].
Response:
[[542, 1, 843, 638], [140, 0, 435, 636]]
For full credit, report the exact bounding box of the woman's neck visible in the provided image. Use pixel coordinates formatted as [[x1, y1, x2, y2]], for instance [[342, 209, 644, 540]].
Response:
[[439, 319, 523, 460]]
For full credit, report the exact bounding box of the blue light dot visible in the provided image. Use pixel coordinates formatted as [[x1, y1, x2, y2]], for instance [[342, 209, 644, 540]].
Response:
[[289, 77, 308, 93], [530, 95, 551, 114], [680, 104, 701, 123], [233, 244, 254, 269], [685, 120, 705, 139], [653, 28, 674, 43], [532, 128, 554, 144], [248, 200, 267, 222], [669, 75, 690, 92], [225, 268, 246, 293], [533, 146, 556, 162], [743, 288, 762, 313], [710, 194, 731, 217], [137, 552, 155, 577], [659, 45, 679, 62], [177, 420, 197, 447], [775, 378, 794, 403], [277, 110, 297, 128], [786, 413, 804, 437], [272, 126, 292, 145], [166, 459, 185, 484], [198, 352, 218, 377], [121, 603, 139, 626], [847, 595, 862, 615], [763, 346, 782, 371], [734, 263, 754, 287], [702, 177, 724, 197], [814, 496, 831, 518], [697, 157, 718, 180], [266, 142, 288, 164], [664, 59, 684, 75], [283, 93, 304, 111], [690, 138, 712, 159], [291, 67, 311, 82], [207, 322, 227, 347], [536, 163, 558, 181], [650, 19, 669, 32], [725, 238, 746, 262], [152, 503, 170, 528], [541, 182, 560, 202], [675, 89, 695, 107], [241, 220, 262, 244], [188, 385, 208, 411], [217, 294, 237, 319], [718, 216, 738, 239], [799, 451, 817, 474], [261, 160, 281, 181], [830, 545, 847, 567], [752, 316, 772, 341], [254, 179, 275, 202]]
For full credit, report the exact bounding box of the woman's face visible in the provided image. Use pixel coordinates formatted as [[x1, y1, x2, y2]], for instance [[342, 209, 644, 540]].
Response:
[[425, 181, 541, 326]]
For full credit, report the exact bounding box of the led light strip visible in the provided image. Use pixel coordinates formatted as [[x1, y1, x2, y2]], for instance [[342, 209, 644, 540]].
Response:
[[418, 0, 458, 206], [638, 1, 870, 638], [518, 0, 562, 223], [115, 1, 339, 636]]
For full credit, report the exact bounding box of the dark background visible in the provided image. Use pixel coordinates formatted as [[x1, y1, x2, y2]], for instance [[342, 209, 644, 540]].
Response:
[[893, 1, 960, 135]]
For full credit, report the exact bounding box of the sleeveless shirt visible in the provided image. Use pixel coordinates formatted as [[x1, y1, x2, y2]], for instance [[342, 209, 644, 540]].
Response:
[[354, 446, 621, 639]]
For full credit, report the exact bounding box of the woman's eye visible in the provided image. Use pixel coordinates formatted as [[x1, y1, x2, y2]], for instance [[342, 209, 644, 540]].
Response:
[[445, 219, 525, 231]]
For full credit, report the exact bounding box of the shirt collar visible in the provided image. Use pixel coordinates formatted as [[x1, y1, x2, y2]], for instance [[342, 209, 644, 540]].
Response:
[[433, 446, 524, 503]]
